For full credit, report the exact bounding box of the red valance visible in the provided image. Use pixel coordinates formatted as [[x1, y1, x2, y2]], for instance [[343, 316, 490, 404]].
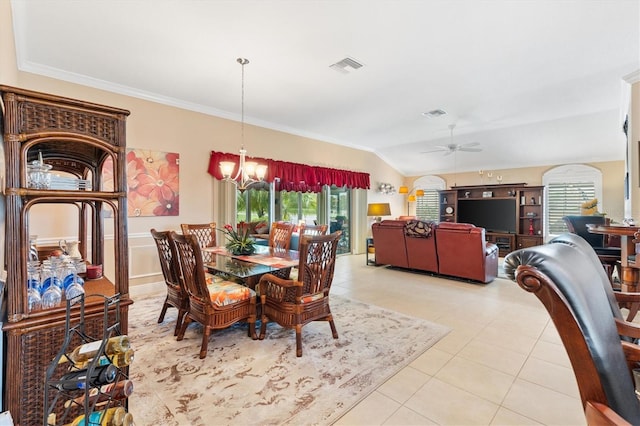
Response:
[[208, 151, 370, 193]]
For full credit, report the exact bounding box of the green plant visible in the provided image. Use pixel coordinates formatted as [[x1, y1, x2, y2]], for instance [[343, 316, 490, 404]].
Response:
[[220, 224, 255, 255]]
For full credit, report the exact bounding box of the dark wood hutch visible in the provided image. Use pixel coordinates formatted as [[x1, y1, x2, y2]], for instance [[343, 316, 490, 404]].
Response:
[[0, 86, 131, 425], [439, 183, 544, 256]]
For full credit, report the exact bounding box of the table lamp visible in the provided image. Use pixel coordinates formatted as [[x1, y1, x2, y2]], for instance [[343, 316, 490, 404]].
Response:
[[367, 202, 391, 223]]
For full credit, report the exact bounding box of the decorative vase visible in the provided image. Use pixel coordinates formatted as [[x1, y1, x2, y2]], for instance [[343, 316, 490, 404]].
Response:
[[230, 244, 255, 256]]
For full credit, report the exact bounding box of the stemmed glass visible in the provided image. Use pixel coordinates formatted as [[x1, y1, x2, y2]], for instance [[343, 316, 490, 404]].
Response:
[[27, 261, 41, 312]]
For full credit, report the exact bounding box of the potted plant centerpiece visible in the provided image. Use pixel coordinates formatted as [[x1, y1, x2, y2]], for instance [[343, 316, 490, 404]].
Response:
[[220, 224, 256, 255]]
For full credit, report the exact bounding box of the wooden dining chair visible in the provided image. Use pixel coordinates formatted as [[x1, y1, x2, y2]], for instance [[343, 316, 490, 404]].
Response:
[[181, 222, 216, 262], [150, 228, 189, 336], [299, 223, 328, 236], [169, 231, 257, 359], [268, 222, 295, 251], [258, 231, 341, 357]]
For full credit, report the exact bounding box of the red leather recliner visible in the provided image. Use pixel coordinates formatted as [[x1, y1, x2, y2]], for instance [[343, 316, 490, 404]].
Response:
[[405, 220, 439, 273], [371, 220, 409, 268], [435, 222, 499, 283]]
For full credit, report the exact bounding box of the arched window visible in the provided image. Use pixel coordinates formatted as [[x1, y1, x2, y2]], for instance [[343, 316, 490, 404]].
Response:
[[414, 176, 446, 221], [543, 164, 603, 237]]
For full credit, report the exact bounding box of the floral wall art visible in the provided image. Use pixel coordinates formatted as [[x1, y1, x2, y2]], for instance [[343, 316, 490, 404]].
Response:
[[103, 149, 180, 217]]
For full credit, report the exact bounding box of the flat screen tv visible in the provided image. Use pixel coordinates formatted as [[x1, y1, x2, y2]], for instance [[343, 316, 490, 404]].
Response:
[[456, 198, 517, 234]]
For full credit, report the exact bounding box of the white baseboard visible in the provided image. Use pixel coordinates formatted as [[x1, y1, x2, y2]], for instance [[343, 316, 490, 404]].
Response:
[[130, 281, 165, 299]]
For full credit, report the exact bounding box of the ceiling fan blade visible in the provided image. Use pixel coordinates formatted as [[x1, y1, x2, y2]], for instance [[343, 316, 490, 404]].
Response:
[[459, 147, 483, 152], [420, 145, 449, 154], [461, 142, 480, 148]]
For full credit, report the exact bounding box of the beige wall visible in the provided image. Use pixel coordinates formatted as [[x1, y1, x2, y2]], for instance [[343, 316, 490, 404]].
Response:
[[0, 1, 633, 290], [632, 81, 640, 220]]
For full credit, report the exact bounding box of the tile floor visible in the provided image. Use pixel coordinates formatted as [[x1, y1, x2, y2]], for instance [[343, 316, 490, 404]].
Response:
[[330, 254, 587, 426]]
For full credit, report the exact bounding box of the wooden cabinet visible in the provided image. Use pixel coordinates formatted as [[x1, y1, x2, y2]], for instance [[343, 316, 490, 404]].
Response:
[[439, 184, 544, 255], [0, 86, 131, 425], [439, 190, 457, 223], [485, 233, 516, 257], [516, 186, 544, 249]]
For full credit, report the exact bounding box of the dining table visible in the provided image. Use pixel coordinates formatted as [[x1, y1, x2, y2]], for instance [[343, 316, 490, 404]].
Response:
[[202, 245, 300, 289], [587, 224, 640, 292]]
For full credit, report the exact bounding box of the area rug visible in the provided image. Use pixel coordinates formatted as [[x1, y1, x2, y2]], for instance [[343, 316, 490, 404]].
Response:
[[127, 294, 450, 425]]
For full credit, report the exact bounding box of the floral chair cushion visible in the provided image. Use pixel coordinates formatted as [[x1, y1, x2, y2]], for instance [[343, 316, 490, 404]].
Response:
[[206, 278, 255, 307]]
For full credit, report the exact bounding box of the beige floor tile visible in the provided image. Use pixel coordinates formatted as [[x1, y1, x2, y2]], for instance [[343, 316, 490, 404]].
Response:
[[490, 407, 543, 425], [502, 379, 586, 425], [538, 321, 562, 344], [473, 325, 538, 355], [518, 356, 580, 398], [435, 356, 516, 404], [383, 406, 438, 425], [486, 313, 547, 339], [457, 339, 528, 376], [405, 378, 499, 425], [377, 366, 431, 404], [409, 347, 453, 376], [334, 391, 401, 426], [433, 327, 480, 354], [529, 339, 571, 368]]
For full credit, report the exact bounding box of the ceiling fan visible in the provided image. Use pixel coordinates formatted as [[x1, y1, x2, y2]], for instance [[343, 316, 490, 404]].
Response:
[[421, 124, 482, 156]]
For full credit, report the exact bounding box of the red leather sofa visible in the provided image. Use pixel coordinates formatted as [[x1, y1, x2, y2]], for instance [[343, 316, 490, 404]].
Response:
[[371, 220, 499, 283]]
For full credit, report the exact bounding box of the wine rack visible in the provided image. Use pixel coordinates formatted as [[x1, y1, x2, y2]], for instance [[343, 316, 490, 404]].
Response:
[[43, 294, 131, 425]]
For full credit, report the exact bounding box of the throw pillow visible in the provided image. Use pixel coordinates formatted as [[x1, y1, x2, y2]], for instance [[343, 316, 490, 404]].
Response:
[[254, 221, 268, 234]]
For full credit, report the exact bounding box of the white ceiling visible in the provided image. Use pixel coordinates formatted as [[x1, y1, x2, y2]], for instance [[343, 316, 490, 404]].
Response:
[[10, 0, 640, 176]]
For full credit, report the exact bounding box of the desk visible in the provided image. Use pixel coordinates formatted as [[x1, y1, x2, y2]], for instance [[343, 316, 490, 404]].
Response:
[[587, 224, 640, 291], [203, 245, 299, 288]]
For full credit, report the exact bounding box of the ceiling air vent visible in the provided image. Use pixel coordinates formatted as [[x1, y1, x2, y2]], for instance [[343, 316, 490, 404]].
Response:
[[422, 109, 447, 118], [329, 57, 364, 74]]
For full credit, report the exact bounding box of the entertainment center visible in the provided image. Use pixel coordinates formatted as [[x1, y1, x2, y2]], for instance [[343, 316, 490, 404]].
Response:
[[439, 183, 544, 256]]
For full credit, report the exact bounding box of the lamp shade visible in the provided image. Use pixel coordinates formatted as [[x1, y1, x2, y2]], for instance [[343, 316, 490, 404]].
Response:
[[398, 186, 409, 194], [367, 202, 391, 217]]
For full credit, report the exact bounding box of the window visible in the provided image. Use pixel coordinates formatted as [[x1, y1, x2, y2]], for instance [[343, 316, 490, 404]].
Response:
[[277, 191, 318, 224], [415, 190, 439, 221], [411, 175, 446, 221], [543, 165, 602, 237], [236, 184, 270, 223]]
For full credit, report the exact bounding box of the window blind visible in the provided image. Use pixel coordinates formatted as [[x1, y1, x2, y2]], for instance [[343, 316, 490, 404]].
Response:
[[547, 182, 596, 234]]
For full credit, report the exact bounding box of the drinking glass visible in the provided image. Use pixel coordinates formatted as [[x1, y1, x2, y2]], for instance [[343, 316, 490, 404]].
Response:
[[41, 284, 61, 309]]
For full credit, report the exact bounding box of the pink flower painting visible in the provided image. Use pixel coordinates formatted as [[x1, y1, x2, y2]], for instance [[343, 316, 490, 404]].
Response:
[[103, 149, 180, 217]]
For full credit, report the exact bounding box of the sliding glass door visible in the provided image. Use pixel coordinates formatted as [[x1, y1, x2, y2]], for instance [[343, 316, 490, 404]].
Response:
[[329, 186, 350, 254]]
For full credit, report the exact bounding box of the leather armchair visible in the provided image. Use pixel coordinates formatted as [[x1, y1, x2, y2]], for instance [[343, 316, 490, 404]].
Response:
[[405, 220, 439, 273], [504, 234, 640, 424], [435, 222, 498, 283], [562, 215, 621, 285], [371, 220, 409, 268]]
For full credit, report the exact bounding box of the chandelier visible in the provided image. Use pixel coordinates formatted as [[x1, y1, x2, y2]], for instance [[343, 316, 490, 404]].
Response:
[[219, 58, 267, 192]]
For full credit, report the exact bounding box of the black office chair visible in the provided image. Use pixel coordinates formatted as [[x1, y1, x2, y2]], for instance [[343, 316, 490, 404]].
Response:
[[562, 215, 621, 286]]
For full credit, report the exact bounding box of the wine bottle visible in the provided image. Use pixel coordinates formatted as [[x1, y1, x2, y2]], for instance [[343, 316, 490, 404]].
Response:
[[120, 412, 134, 426], [57, 364, 118, 391], [72, 349, 135, 370], [59, 335, 130, 364], [64, 380, 134, 408]]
